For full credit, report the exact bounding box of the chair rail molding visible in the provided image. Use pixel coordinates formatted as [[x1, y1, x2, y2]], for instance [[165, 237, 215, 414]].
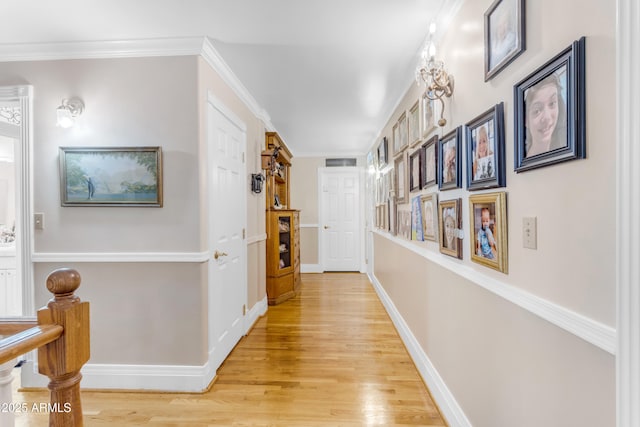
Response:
[[373, 229, 616, 355]]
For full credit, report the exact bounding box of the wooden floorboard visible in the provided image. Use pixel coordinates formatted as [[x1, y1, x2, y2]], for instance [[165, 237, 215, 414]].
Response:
[[13, 272, 447, 426]]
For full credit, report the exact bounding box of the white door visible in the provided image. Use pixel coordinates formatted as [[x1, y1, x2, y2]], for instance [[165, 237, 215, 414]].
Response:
[[320, 167, 362, 271], [207, 95, 247, 371]]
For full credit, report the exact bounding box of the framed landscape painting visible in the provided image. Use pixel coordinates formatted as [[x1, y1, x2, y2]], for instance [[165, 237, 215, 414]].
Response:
[[59, 146, 163, 207]]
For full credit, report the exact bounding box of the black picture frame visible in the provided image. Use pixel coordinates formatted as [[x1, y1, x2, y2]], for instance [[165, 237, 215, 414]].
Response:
[[465, 102, 506, 190], [514, 37, 586, 172], [421, 135, 438, 189], [438, 126, 462, 191], [377, 137, 388, 168], [484, 0, 525, 81], [409, 149, 423, 192]]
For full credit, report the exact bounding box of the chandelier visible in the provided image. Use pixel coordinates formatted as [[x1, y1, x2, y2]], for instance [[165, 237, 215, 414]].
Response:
[[415, 23, 454, 127]]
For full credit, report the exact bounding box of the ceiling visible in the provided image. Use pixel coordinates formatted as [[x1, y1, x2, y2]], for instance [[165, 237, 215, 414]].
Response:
[[0, 0, 458, 157]]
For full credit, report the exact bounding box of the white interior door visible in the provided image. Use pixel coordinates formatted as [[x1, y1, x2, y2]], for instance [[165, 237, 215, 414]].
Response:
[[320, 167, 362, 271], [207, 95, 247, 371]]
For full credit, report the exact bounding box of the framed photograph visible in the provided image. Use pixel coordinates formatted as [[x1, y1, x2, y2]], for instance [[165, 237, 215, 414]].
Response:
[[514, 37, 586, 172], [59, 146, 163, 207], [409, 149, 423, 192], [421, 91, 438, 138], [393, 122, 401, 155], [484, 0, 525, 81], [394, 152, 408, 204], [409, 101, 421, 147], [377, 137, 388, 168], [421, 192, 438, 242], [421, 135, 438, 189], [438, 126, 462, 191], [398, 112, 408, 152], [411, 195, 423, 241], [398, 210, 411, 240], [438, 198, 462, 259], [465, 102, 506, 190], [469, 192, 508, 273], [389, 192, 397, 236]]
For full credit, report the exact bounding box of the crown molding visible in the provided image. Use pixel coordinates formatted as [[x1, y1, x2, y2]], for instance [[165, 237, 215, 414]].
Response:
[[200, 38, 274, 130], [0, 37, 205, 62], [0, 37, 277, 131]]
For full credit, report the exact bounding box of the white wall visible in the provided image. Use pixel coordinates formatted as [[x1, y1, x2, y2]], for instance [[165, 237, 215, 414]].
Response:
[[369, 0, 616, 425]]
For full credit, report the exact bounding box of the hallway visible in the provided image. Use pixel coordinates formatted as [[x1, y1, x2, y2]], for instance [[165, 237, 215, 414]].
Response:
[[14, 273, 446, 426]]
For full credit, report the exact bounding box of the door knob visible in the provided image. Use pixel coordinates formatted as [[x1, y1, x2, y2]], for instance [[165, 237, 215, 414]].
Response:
[[323, 225, 330, 229], [214, 250, 228, 260]]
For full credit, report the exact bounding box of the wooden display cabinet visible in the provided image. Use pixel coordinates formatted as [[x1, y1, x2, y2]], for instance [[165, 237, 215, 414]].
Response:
[[262, 132, 292, 209], [262, 132, 300, 305], [266, 209, 300, 305]]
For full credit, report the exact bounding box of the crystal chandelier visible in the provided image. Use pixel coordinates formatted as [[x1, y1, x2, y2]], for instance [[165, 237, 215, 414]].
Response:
[[415, 23, 454, 127]]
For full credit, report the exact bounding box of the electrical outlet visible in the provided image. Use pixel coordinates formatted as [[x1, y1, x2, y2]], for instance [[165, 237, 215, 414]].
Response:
[[523, 217, 537, 249], [34, 213, 44, 230]]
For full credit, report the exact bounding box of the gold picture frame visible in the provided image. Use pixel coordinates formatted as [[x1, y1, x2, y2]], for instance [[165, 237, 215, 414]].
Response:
[[469, 192, 508, 273], [438, 198, 462, 259], [421, 192, 438, 242], [409, 100, 421, 147]]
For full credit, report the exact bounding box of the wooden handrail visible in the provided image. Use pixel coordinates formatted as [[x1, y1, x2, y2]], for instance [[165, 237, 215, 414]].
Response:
[[0, 320, 38, 336], [0, 268, 90, 427], [0, 324, 63, 365]]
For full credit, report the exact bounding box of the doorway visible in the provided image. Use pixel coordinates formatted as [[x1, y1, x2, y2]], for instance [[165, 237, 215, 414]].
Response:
[[0, 86, 33, 319], [206, 92, 247, 371], [318, 167, 363, 272]]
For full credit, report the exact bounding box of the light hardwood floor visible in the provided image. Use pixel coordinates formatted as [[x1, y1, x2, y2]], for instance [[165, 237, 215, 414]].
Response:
[[14, 273, 447, 426]]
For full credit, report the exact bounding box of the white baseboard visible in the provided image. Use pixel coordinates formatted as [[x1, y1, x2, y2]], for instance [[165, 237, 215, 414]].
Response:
[[20, 298, 269, 392], [20, 359, 216, 393], [301, 264, 323, 273], [368, 272, 472, 427], [245, 296, 268, 333]]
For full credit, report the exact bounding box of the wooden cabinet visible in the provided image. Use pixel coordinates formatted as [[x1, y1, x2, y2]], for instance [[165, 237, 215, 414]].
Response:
[[263, 132, 300, 305], [262, 132, 293, 210], [266, 210, 300, 305]]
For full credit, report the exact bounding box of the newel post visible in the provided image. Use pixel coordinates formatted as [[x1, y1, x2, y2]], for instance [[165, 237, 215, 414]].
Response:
[[37, 268, 90, 427]]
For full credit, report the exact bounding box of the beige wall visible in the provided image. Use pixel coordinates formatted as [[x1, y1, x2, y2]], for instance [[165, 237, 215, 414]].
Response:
[[370, 0, 616, 425], [197, 57, 267, 307], [374, 235, 614, 427], [291, 156, 365, 266], [1, 54, 268, 368], [290, 157, 324, 265], [0, 56, 210, 365]]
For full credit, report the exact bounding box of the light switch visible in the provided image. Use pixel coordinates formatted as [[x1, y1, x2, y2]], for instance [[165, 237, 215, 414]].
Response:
[[34, 213, 44, 230], [523, 217, 536, 249]]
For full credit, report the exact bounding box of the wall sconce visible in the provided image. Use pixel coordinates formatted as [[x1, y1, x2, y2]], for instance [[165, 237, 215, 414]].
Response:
[[56, 97, 84, 128], [415, 23, 454, 127]]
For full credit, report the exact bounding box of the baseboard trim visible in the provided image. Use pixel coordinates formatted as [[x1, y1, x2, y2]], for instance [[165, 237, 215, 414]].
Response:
[[245, 296, 268, 334], [368, 272, 472, 427], [20, 299, 268, 392], [372, 229, 616, 355], [20, 359, 216, 393], [301, 264, 323, 273]]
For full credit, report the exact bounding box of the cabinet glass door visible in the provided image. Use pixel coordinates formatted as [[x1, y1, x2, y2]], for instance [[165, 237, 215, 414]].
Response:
[[278, 216, 291, 269]]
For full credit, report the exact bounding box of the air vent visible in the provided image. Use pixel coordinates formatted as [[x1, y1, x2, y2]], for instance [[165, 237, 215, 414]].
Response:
[[325, 158, 357, 167]]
